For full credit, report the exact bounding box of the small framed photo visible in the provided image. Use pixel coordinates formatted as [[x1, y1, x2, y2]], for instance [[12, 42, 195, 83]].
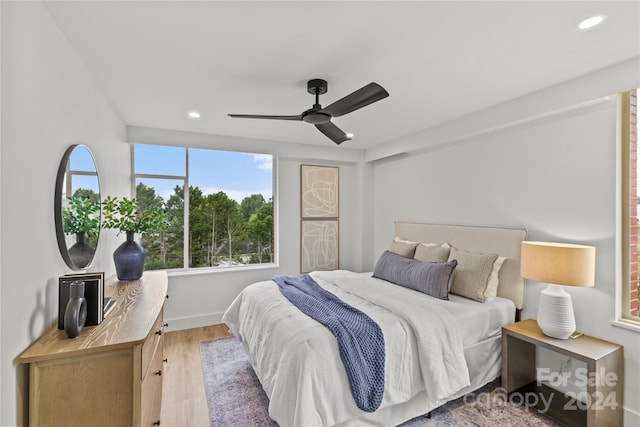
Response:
[[300, 220, 339, 273], [58, 272, 105, 329]]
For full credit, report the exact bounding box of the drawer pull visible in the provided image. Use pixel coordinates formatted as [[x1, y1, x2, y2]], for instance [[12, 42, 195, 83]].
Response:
[[163, 322, 169, 328], [155, 370, 162, 376], [155, 330, 163, 336], [163, 358, 168, 363], [166, 294, 169, 299], [153, 421, 161, 426]]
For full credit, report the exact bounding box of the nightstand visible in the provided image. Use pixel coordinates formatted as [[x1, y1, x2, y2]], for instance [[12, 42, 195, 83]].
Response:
[[502, 319, 623, 427]]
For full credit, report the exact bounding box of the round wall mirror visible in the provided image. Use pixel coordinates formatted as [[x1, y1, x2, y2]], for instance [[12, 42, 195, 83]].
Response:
[[55, 145, 101, 270]]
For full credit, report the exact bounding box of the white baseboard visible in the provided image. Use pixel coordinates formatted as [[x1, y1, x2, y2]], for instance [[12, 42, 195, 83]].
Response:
[[163, 312, 226, 332]]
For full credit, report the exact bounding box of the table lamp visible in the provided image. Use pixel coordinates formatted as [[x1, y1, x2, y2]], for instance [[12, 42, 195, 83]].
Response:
[[520, 241, 595, 339]]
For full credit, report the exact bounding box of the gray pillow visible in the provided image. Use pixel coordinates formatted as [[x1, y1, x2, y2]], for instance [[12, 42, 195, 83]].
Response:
[[373, 250, 458, 300], [447, 247, 498, 302]]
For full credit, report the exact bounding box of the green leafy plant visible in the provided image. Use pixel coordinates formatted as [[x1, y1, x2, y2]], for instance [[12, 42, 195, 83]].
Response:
[[63, 197, 100, 236], [101, 196, 170, 235]]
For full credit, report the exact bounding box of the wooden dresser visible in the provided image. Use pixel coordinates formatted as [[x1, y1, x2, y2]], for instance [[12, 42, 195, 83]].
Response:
[[17, 270, 168, 427]]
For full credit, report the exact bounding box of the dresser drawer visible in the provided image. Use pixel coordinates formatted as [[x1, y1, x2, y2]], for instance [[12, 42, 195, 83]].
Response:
[[141, 332, 163, 427], [30, 349, 134, 426], [141, 309, 164, 380]]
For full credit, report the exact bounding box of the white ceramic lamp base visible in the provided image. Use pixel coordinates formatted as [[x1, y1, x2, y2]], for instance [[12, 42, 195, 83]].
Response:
[[537, 284, 576, 339]]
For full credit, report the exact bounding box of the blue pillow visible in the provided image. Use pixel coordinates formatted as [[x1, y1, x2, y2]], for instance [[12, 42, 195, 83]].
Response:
[[373, 250, 457, 300]]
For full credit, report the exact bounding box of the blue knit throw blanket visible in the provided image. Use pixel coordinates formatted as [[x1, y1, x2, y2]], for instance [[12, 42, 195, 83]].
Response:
[[272, 274, 385, 412]]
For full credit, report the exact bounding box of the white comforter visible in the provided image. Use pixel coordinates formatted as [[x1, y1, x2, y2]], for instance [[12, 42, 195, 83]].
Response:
[[222, 270, 470, 427]]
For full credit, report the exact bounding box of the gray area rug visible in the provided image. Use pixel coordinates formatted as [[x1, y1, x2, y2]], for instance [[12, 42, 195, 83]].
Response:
[[200, 337, 562, 427]]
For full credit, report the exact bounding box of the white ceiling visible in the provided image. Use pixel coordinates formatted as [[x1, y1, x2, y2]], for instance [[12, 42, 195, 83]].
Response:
[[43, 1, 640, 151]]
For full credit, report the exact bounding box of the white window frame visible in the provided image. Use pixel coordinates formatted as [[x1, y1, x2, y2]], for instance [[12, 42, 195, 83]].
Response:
[[614, 90, 640, 332], [130, 143, 278, 273]]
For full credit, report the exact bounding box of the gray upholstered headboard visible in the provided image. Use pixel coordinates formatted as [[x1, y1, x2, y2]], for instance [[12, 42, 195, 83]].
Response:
[[394, 221, 527, 309]]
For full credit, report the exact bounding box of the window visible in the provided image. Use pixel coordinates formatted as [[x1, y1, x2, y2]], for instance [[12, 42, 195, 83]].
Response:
[[133, 144, 275, 271], [621, 89, 640, 324]]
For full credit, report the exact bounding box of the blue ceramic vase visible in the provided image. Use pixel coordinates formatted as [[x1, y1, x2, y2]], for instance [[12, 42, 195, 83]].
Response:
[[113, 231, 146, 280], [64, 281, 87, 338]]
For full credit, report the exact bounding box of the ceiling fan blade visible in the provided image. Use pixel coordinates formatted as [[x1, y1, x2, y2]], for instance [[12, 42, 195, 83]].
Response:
[[315, 122, 352, 145], [228, 114, 303, 121], [320, 83, 389, 117]]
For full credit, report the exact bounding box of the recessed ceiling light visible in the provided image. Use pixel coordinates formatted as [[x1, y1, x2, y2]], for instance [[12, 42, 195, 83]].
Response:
[[188, 111, 201, 119], [578, 15, 606, 30]]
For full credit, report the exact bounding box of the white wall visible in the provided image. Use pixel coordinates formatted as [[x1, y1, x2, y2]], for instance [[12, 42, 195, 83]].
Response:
[[128, 126, 364, 330], [2, 2, 639, 425], [0, 2, 128, 425], [369, 61, 640, 424]]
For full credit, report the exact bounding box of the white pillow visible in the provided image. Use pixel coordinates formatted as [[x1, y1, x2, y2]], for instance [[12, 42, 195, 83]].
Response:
[[484, 256, 506, 300], [393, 237, 416, 244]]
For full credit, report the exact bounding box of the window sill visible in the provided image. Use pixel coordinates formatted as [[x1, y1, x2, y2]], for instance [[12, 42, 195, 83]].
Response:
[[166, 262, 280, 278], [611, 318, 640, 333]]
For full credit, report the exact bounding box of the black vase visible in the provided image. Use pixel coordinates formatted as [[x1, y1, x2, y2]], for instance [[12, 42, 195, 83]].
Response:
[[64, 281, 87, 338], [113, 231, 146, 280], [68, 232, 95, 269]]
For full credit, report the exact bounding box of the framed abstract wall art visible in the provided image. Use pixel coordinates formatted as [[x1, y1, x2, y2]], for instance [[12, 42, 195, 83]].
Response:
[[300, 220, 339, 273], [300, 164, 339, 218]]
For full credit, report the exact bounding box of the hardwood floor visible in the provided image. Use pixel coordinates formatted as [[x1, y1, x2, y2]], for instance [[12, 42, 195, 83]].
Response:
[[160, 324, 233, 426]]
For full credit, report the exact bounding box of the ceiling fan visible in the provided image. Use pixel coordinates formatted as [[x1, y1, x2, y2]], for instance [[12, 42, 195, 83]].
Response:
[[228, 79, 389, 145]]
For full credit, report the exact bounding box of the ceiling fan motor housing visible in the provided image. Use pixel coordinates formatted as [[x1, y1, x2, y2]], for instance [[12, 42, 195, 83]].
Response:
[[302, 110, 331, 124]]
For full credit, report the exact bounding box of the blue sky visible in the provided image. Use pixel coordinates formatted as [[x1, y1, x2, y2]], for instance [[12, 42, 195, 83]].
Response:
[[69, 145, 99, 193], [70, 145, 96, 172], [72, 175, 99, 194], [134, 144, 273, 203]]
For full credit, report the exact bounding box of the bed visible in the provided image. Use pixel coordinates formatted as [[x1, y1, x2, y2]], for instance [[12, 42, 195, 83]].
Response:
[[223, 222, 527, 426]]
